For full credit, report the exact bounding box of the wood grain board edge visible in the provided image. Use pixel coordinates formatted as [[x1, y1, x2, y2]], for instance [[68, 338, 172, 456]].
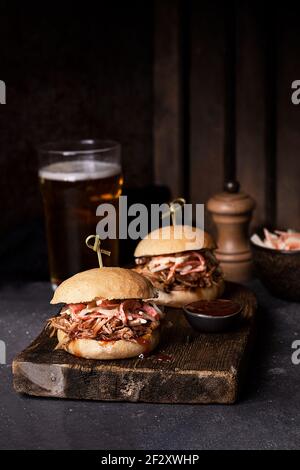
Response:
[[13, 360, 239, 404]]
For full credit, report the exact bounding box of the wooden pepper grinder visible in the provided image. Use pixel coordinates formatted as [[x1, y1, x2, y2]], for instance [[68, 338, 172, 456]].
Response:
[[207, 181, 256, 282]]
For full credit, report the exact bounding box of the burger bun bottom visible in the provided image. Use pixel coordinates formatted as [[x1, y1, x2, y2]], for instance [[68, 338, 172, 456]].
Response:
[[56, 328, 160, 360], [156, 278, 225, 308]]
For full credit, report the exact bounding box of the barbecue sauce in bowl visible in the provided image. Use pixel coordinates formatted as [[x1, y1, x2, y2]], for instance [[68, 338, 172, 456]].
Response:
[[184, 299, 242, 332], [186, 299, 241, 317]]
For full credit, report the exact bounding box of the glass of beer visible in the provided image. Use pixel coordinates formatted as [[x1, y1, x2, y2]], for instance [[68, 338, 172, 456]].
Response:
[[38, 140, 123, 288]]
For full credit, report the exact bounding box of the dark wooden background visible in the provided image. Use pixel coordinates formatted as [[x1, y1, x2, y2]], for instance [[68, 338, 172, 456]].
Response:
[[0, 0, 300, 279], [154, 0, 300, 232]]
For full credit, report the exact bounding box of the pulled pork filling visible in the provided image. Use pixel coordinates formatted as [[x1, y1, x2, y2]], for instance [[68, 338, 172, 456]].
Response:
[[49, 299, 164, 344], [135, 250, 223, 292]]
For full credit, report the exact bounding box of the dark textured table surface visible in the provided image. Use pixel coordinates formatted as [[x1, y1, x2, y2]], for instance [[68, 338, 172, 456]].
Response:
[[0, 280, 299, 450]]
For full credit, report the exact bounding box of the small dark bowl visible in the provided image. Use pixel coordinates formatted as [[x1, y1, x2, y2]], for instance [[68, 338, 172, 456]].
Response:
[[183, 300, 242, 333], [250, 239, 300, 302]]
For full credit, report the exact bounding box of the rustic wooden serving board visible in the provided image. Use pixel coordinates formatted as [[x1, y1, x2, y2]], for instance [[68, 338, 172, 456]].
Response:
[[13, 282, 257, 404]]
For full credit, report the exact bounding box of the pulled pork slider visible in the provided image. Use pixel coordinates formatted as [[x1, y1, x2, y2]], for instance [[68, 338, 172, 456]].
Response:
[[49, 267, 163, 359], [134, 225, 224, 308]]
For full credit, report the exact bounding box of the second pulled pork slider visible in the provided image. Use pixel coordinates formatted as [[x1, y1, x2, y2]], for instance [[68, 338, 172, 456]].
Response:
[[134, 225, 224, 308], [49, 267, 163, 359]]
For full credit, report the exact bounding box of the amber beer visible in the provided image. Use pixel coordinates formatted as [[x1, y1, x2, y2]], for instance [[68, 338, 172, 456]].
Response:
[[39, 155, 122, 287]]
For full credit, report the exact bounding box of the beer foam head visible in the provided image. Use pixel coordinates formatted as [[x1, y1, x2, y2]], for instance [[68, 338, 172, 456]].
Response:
[[39, 160, 121, 182]]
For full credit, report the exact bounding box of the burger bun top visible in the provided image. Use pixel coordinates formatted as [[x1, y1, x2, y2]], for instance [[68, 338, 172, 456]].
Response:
[[134, 225, 216, 257], [51, 267, 157, 305]]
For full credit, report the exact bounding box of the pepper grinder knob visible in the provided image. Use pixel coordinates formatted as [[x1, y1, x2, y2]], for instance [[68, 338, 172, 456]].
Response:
[[207, 182, 256, 283], [224, 180, 240, 194]]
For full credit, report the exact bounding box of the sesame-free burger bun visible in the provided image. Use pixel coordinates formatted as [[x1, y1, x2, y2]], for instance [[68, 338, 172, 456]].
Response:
[[134, 225, 216, 258], [51, 267, 157, 305], [57, 328, 160, 360], [155, 278, 225, 308]]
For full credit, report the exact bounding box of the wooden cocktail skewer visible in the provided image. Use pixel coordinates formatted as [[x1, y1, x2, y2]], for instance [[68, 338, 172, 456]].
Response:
[[85, 235, 111, 268], [162, 197, 186, 225]]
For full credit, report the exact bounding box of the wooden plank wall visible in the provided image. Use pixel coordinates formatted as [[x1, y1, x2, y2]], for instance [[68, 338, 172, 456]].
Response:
[[236, 2, 267, 229], [153, 0, 184, 198], [276, 6, 300, 231], [0, 3, 154, 234], [189, 0, 225, 234], [154, 0, 300, 232]]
